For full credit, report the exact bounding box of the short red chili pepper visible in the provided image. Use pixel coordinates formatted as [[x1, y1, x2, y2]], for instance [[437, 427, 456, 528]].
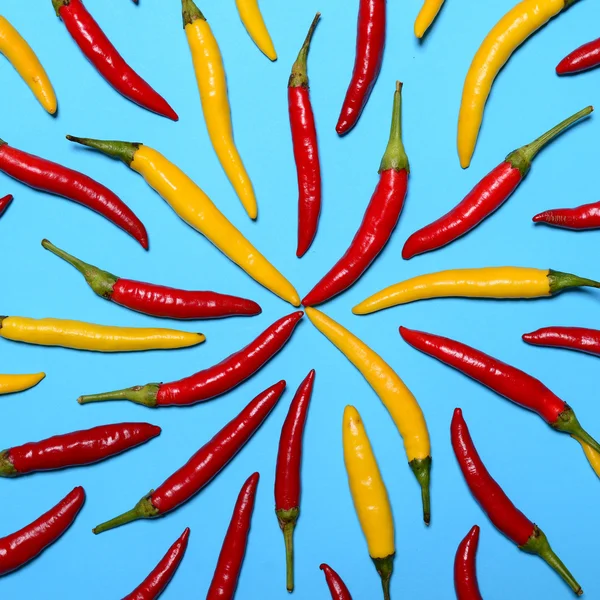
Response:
[[523, 326, 600, 357], [303, 82, 407, 307], [557, 38, 600, 75], [289, 13, 322, 258], [400, 326, 600, 452], [0, 139, 148, 248], [52, 0, 177, 120], [0, 422, 160, 477], [320, 563, 353, 600], [0, 486, 85, 575], [533, 199, 600, 230], [336, 0, 385, 135], [92, 381, 285, 534], [78, 312, 302, 407], [454, 525, 482, 600], [275, 369, 315, 592], [0, 194, 13, 217], [402, 106, 593, 259], [206, 472, 259, 600], [122, 528, 190, 600], [451, 408, 583, 596], [42, 239, 261, 319]]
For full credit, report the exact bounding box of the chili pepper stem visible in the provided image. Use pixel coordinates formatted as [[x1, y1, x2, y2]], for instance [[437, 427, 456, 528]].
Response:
[[410, 456, 431, 525], [379, 82, 409, 173], [289, 13, 320, 88], [52, 0, 68, 17], [66, 136, 138, 167], [93, 491, 159, 534], [78, 383, 160, 407], [553, 407, 600, 455], [182, 0, 205, 26], [372, 555, 394, 600], [520, 526, 582, 596], [548, 269, 600, 294], [0, 450, 16, 477], [276, 507, 298, 592]]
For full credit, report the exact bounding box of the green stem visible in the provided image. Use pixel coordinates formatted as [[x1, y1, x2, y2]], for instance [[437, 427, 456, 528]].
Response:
[[288, 13, 320, 88], [92, 492, 159, 534], [66, 135, 139, 167], [0, 450, 17, 478], [78, 383, 160, 407], [182, 0, 205, 27], [409, 456, 432, 525], [51, 0, 68, 17], [372, 555, 394, 600], [379, 82, 409, 173], [276, 508, 298, 593], [548, 269, 600, 295], [553, 407, 600, 455]]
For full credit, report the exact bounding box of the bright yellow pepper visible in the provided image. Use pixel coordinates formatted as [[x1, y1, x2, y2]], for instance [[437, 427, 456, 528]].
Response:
[[0, 16, 56, 114], [414, 0, 445, 39], [577, 439, 600, 479], [0, 316, 204, 352], [457, 0, 573, 168], [354, 267, 600, 314], [0, 372, 45, 395], [343, 405, 394, 600], [235, 0, 277, 61], [306, 307, 431, 523], [182, 0, 258, 220]]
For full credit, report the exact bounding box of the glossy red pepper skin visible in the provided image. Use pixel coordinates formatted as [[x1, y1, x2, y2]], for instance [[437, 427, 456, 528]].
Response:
[[523, 327, 600, 356], [557, 38, 600, 74], [122, 528, 190, 600], [206, 473, 259, 600], [454, 525, 483, 600], [0, 486, 85, 575], [0, 141, 148, 248], [320, 564, 353, 600], [336, 0, 385, 135], [533, 200, 600, 230], [0, 194, 13, 217], [52, 0, 177, 120], [0, 423, 160, 476]]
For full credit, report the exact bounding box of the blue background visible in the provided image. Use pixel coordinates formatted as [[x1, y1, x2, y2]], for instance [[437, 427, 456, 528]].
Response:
[[0, 0, 599, 597]]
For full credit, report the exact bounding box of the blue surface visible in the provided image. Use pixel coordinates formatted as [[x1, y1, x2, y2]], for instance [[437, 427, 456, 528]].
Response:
[[0, 0, 599, 597]]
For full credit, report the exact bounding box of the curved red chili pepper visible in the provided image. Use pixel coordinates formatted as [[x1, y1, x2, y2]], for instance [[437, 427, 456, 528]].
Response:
[[451, 408, 583, 596], [533, 200, 600, 230], [320, 563, 353, 600], [122, 528, 190, 600], [78, 312, 302, 407], [523, 326, 600, 356], [0, 486, 85, 575], [557, 38, 600, 75], [402, 107, 593, 259], [303, 82, 407, 307], [454, 525, 482, 600], [42, 239, 261, 319], [0, 422, 160, 477], [336, 0, 385, 135], [289, 13, 322, 258], [52, 0, 177, 120], [92, 381, 285, 534], [0, 140, 148, 248], [206, 473, 259, 600], [400, 326, 600, 450], [0, 194, 13, 217], [275, 369, 315, 592]]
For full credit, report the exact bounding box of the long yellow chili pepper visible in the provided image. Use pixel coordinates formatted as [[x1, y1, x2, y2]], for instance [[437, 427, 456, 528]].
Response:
[[306, 307, 431, 523], [65, 135, 301, 307], [343, 405, 394, 600], [182, 0, 258, 220], [0, 16, 57, 114], [235, 0, 277, 61], [0, 317, 204, 352], [354, 267, 600, 314], [414, 0, 445, 39], [577, 439, 600, 479], [0, 372, 45, 395], [457, 0, 577, 168]]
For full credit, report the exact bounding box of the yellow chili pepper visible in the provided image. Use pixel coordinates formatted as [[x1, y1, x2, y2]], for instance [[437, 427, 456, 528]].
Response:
[[0, 316, 204, 352], [577, 438, 600, 479], [0, 372, 45, 395], [235, 0, 277, 61], [457, 0, 575, 168], [414, 0, 445, 39], [65, 135, 301, 307], [343, 405, 394, 600], [182, 0, 258, 220], [0, 16, 57, 114], [306, 307, 431, 523], [354, 267, 600, 314]]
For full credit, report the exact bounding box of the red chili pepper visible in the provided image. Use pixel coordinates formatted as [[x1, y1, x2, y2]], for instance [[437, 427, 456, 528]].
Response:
[[0, 139, 148, 248], [451, 408, 582, 596], [275, 369, 315, 592], [533, 199, 600, 230], [0, 422, 160, 477], [400, 326, 600, 451], [92, 381, 285, 534], [0, 194, 13, 217], [336, 0, 385, 135], [0, 486, 85, 575], [557, 38, 600, 75], [289, 13, 322, 258], [523, 326, 600, 357], [42, 239, 261, 319], [52, 0, 177, 120], [454, 525, 482, 600], [320, 563, 353, 600], [122, 528, 190, 600], [206, 473, 259, 600], [78, 312, 302, 407], [303, 82, 407, 307], [402, 106, 593, 259]]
